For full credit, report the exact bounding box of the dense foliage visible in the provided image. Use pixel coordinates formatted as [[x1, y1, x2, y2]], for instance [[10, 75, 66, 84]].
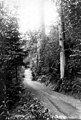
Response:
[[58, 0, 81, 93], [0, 1, 25, 119], [37, 26, 60, 83], [24, 0, 81, 97], [62, 0, 81, 75], [1, 0, 81, 119], [24, 27, 60, 85]]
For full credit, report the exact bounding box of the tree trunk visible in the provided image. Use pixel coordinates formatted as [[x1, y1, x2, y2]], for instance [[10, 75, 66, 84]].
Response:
[[37, 0, 45, 66], [59, 0, 65, 79]]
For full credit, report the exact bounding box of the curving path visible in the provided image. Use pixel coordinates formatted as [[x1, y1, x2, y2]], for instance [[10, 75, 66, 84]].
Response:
[[23, 68, 81, 119]]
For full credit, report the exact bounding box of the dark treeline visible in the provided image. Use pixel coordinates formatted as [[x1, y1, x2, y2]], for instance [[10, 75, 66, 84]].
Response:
[[0, 2, 26, 119]]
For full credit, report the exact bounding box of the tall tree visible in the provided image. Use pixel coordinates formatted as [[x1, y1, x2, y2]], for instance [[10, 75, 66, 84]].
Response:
[[58, 0, 65, 79], [37, 0, 46, 66]]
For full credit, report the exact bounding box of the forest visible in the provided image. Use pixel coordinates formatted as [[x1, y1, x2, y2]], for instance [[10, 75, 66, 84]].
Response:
[[0, 0, 81, 120]]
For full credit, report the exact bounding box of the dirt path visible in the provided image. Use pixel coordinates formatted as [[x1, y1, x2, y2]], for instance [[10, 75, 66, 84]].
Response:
[[23, 69, 81, 119]]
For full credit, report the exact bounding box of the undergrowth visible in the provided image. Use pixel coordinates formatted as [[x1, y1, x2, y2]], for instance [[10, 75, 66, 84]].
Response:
[[8, 87, 61, 120]]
